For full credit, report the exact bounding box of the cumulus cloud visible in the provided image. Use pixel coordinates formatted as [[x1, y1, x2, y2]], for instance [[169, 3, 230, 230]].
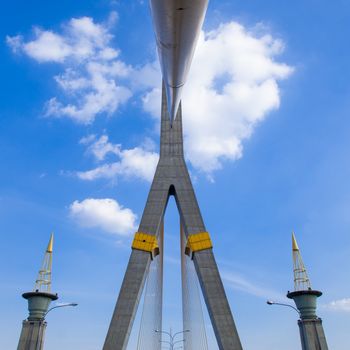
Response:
[[323, 298, 350, 312], [77, 134, 159, 182], [142, 22, 294, 174], [7, 14, 132, 124], [8, 15, 293, 177], [8, 16, 117, 62], [69, 198, 137, 235]]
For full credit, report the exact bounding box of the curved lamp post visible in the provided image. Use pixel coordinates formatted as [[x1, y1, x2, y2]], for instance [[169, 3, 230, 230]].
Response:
[[44, 302, 78, 318], [266, 300, 300, 316], [155, 329, 190, 350]]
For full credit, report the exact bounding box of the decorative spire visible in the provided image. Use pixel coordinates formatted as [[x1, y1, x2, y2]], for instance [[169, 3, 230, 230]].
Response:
[[292, 232, 311, 291], [34, 233, 54, 292]]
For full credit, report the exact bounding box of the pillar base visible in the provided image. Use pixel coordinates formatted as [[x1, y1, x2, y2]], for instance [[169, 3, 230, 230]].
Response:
[[298, 318, 329, 350], [17, 320, 47, 350]]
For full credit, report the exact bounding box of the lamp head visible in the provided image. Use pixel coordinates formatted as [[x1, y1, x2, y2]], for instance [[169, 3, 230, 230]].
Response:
[[56, 302, 78, 307]]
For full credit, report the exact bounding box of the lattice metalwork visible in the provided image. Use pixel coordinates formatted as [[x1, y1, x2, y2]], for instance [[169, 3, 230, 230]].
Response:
[[34, 233, 54, 292], [292, 232, 311, 291]]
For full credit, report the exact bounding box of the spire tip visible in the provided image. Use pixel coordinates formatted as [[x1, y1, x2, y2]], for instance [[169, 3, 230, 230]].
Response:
[[292, 232, 299, 251], [47, 233, 54, 253]]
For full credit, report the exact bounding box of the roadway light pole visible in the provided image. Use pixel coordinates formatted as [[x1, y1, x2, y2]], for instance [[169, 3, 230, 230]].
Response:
[[155, 329, 190, 350], [266, 300, 300, 315], [44, 302, 78, 318]]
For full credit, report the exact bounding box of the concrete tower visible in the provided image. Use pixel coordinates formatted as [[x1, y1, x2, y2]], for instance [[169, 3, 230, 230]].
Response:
[[17, 234, 58, 350], [103, 2, 242, 349], [287, 233, 328, 350], [103, 86, 242, 350]]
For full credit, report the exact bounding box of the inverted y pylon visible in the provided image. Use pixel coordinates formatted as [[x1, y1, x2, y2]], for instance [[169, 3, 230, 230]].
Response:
[[103, 87, 242, 350]]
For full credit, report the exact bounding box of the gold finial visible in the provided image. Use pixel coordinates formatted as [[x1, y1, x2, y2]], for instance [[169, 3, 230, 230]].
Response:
[[46, 233, 54, 253], [292, 232, 299, 251]]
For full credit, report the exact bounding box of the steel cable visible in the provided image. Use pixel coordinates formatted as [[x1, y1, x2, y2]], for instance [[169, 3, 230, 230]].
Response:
[[137, 222, 164, 350], [181, 223, 208, 350]]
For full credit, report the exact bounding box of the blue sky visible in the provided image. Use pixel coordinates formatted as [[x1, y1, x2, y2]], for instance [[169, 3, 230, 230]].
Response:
[[1, 0, 350, 349]]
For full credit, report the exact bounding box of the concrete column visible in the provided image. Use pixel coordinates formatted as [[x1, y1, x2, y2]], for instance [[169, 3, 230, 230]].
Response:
[[17, 320, 46, 350], [298, 318, 328, 350], [287, 290, 328, 350]]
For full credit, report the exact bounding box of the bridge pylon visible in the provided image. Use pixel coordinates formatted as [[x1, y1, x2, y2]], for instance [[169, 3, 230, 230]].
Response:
[[103, 86, 243, 350]]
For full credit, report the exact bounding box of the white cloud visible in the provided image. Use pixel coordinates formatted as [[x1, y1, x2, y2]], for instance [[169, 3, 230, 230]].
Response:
[[6, 35, 24, 53], [69, 198, 137, 235], [77, 135, 159, 182], [142, 22, 293, 174], [322, 298, 350, 312], [7, 15, 132, 124], [222, 271, 285, 301], [79, 134, 97, 145], [84, 134, 120, 161], [8, 16, 293, 177], [23, 30, 72, 62]]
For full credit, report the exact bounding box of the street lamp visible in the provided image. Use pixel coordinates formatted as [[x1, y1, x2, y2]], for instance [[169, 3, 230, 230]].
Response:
[[155, 329, 190, 350], [266, 300, 300, 316], [44, 302, 78, 318]]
